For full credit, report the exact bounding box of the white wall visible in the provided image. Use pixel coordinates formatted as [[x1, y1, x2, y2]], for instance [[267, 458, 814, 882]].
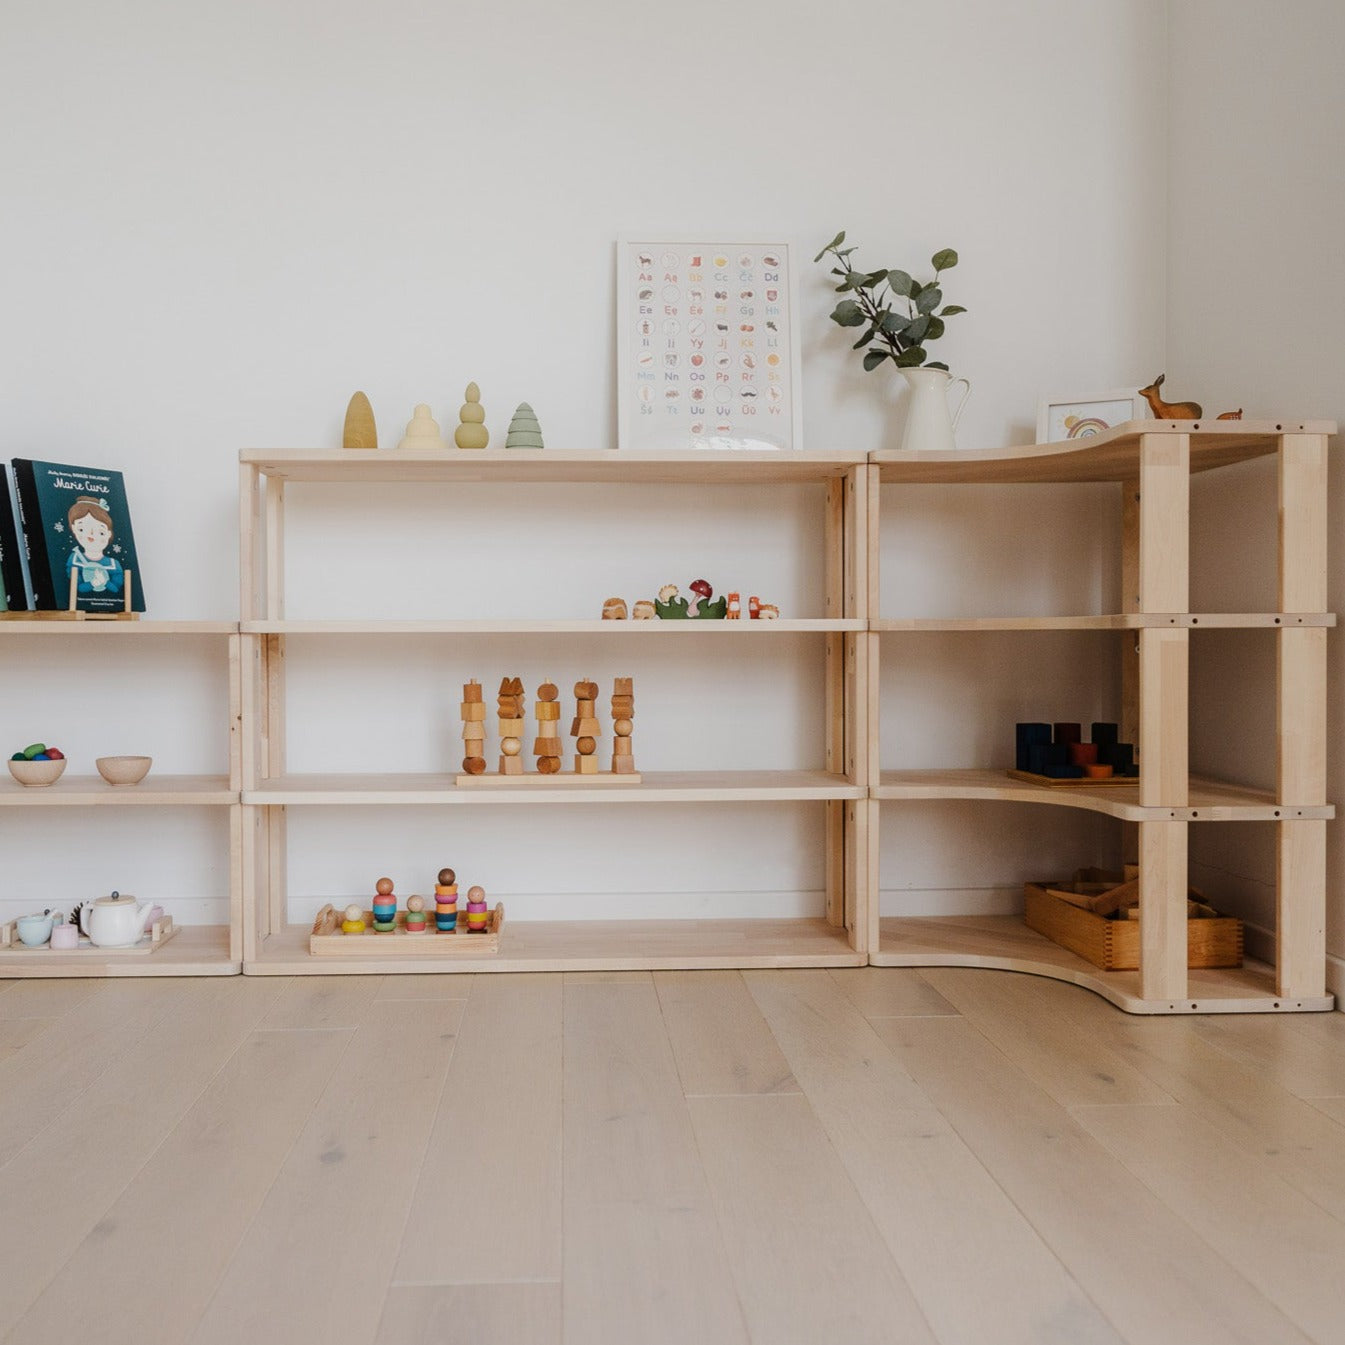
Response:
[[1, 0, 1168, 924], [1166, 0, 1345, 987]]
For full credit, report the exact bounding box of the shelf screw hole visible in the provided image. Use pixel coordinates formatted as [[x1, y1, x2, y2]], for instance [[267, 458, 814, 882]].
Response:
[[1190, 1003, 1198, 1010], [1193, 424, 1201, 431], [1274, 618, 1281, 625], [1274, 1001, 1281, 1008], [1191, 811, 1199, 818], [1191, 617, 1199, 625], [1276, 423, 1283, 431], [1274, 810, 1281, 817]]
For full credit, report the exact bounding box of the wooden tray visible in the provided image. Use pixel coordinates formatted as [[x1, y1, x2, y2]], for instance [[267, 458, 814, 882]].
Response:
[[1024, 882, 1242, 970], [0, 915, 177, 955], [309, 903, 503, 956], [1007, 769, 1139, 788], [455, 772, 641, 787]]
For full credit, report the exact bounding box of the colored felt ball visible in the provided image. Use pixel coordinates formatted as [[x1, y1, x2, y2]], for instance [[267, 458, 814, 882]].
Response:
[[45, 748, 64, 760], [22, 744, 47, 759], [375, 877, 394, 897]]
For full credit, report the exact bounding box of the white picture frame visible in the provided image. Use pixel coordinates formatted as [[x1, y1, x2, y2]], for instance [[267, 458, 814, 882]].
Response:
[[1036, 390, 1144, 445], [616, 236, 803, 451]]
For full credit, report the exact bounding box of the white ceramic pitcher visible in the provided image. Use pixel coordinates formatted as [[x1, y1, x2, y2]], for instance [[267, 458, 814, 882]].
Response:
[[899, 366, 972, 452]]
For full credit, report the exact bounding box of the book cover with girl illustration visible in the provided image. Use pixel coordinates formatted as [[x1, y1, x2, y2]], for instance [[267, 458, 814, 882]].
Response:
[[10, 459, 146, 613]]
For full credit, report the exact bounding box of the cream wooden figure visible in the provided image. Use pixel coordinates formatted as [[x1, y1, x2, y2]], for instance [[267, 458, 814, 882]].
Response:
[[342, 391, 377, 449], [398, 403, 448, 451], [455, 382, 490, 449]]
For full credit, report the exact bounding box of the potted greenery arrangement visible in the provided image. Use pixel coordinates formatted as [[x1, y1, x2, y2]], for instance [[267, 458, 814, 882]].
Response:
[[815, 232, 971, 450]]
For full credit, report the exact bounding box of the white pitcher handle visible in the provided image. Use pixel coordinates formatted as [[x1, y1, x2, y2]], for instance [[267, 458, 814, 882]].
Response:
[[948, 377, 972, 430]]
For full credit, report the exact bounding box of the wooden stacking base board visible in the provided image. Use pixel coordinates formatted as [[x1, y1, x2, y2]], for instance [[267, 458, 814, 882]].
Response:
[[309, 903, 503, 955], [1007, 769, 1139, 789], [455, 772, 641, 787], [0, 915, 177, 955]]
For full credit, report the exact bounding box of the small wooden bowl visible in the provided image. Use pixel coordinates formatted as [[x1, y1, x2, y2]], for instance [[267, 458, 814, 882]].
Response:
[[8, 758, 67, 787], [96, 755, 152, 786]]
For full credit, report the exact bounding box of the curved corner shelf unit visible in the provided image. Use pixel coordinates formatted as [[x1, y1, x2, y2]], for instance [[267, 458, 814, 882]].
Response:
[[3, 427, 1334, 1009]]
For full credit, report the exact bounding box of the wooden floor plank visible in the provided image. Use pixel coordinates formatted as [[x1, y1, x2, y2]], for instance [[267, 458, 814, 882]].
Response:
[[0, 978, 100, 1020], [375, 973, 475, 1001], [655, 970, 799, 1096], [258, 974, 384, 1029], [9, 1028, 351, 1345], [872, 1014, 1313, 1345], [0, 1016, 59, 1063], [920, 968, 1174, 1107], [395, 974, 561, 1284], [375, 1283, 561, 1345], [190, 1000, 463, 1345], [0, 978, 285, 1338], [690, 1092, 937, 1344], [1191, 1012, 1345, 1100], [1074, 1101, 1345, 1345], [563, 980, 750, 1345], [827, 967, 958, 1019], [746, 971, 1123, 1345]]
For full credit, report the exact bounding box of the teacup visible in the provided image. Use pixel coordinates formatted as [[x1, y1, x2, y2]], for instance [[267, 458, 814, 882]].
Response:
[[49, 923, 79, 951], [16, 913, 54, 947]]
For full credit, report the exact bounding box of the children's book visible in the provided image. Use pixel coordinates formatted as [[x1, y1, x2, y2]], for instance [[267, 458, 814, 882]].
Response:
[[10, 459, 146, 613], [0, 465, 32, 611]]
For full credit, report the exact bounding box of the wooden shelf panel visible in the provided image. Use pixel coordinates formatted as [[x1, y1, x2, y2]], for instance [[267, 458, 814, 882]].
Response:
[[250, 916, 862, 974], [874, 613, 1335, 631], [241, 618, 864, 634], [873, 420, 1335, 484], [0, 775, 236, 806], [873, 915, 1332, 1014], [0, 925, 237, 978], [0, 620, 236, 635], [874, 770, 1333, 821], [242, 448, 864, 485], [245, 770, 863, 805]]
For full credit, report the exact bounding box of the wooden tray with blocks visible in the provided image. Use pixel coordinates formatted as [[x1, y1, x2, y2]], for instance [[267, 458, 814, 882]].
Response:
[[0, 914, 177, 955], [309, 903, 504, 956], [1007, 769, 1139, 788]]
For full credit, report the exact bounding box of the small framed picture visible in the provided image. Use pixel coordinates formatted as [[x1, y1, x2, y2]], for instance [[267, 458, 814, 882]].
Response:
[[1036, 390, 1143, 444]]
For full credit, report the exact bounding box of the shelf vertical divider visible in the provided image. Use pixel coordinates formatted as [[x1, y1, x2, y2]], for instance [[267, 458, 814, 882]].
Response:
[[1137, 432, 1190, 1001], [841, 464, 871, 950], [823, 476, 846, 931], [1119, 476, 1140, 868], [1277, 431, 1329, 997], [862, 463, 882, 954]]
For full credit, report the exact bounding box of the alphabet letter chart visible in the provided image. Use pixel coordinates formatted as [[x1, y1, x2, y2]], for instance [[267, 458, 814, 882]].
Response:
[[617, 238, 801, 451]]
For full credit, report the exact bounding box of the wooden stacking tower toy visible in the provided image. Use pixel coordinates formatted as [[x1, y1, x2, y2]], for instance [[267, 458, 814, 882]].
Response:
[[466, 885, 489, 932], [534, 680, 563, 775], [611, 677, 636, 774], [571, 679, 601, 774], [435, 868, 459, 931], [372, 877, 397, 932], [404, 894, 428, 932], [461, 680, 487, 776], [497, 676, 526, 776]]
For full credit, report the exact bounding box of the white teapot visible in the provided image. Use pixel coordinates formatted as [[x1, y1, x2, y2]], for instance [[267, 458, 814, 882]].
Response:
[[80, 891, 157, 948]]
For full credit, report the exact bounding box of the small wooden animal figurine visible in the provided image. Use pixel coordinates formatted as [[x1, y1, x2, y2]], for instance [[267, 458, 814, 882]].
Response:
[[1138, 374, 1243, 421], [404, 894, 428, 932], [654, 584, 689, 619], [611, 676, 636, 775], [343, 391, 377, 449], [498, 676, 526, 776], [505, 402, 544, 449], [534, 680, 563, 774], [341, 902, 365, 935], [748, 596, 780, 620], [461, 680, 487, 776], [631, 600, 656, 620], [688, 579, 727, 619], [725, 592, 741, 619], [398, 404, 448, 450], [602, 597, 628, 620], [435, 868, 459, 931], [465, 885, 489, 931], [571, 678, 601, 774], [372, 877, 397, 932], [455, 382, 490, 449]]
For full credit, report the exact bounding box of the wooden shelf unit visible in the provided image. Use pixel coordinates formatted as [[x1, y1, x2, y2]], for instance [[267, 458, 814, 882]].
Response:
[[238, 449, 873, 974], [0, 622, 243, 977], [870, 422, 1336, 1012]]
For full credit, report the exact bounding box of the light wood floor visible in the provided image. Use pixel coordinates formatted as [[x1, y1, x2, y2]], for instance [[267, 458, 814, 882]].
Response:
[[2, 968, 1344, 1344]]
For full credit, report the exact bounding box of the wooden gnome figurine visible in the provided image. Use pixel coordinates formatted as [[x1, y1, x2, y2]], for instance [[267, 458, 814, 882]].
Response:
[[398, 404, 448, 451], [435, 868, 459, 931], [505, 402, 544, 449], [455, 382, 490, 449], [372, 877, 397, 932], [466, 885, 489, 932]]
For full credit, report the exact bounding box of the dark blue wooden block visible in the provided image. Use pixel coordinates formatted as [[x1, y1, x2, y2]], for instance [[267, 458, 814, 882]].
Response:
[[1042, 764, 1086, 779], [1053, 722, 1082, 747], [1091, 722, 1119, 748], [1015, 722, 1052, 770]]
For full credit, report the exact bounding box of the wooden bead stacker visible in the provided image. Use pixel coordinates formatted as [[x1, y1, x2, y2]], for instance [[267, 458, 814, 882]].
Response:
[[455, 675, 641, 786]]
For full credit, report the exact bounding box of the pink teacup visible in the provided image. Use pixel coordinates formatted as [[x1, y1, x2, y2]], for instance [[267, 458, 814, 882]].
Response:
[[49, 924, 78, 951]]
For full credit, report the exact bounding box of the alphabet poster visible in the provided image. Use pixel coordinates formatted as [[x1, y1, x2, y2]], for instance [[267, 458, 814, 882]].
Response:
[[617, 238, 802, 451]]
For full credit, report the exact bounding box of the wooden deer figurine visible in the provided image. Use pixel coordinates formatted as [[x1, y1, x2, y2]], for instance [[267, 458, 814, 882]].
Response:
[[1139, 374, 1243, 421]]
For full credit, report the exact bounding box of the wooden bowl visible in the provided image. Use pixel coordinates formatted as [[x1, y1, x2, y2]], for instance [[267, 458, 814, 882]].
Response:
[[8, 757, 67, 787], [96, 755, 152, 786]]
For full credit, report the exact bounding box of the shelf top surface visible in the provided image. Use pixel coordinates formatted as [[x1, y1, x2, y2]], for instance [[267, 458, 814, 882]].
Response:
[[0, 619, 236, 635], [873, 419, 1336, 483], [241, 448, 865, 484]]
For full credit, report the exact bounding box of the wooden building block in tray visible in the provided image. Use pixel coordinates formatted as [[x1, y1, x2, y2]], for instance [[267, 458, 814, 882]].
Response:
[[1024, 880, 1242, 970], [0, 915, 177, 956], [309, 903, 503, 956], [1007, 769, 1138, 788]]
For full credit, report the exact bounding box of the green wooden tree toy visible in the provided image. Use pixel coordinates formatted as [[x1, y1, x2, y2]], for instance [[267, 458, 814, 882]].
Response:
[[505, 402, 544, 449]]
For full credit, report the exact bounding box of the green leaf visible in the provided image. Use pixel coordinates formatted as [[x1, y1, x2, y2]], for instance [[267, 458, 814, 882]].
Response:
[[895, 346, 926, 367], [916, 287, 941, 314], [924, 316, 946, 341], [887, 269, 913, 296], [926, 361, 950, 371], [863, 270, 888, 288], [837, 247, 856, 256], [909, 279, 924, 298], [931, 248, 958, 270], [852, 330, 876, 349], [862, 349, 889, 372], [830, 299, 867, 327], [940, 304, 967, 316], [813, 230, 847, 262], [879, 310, 910, 334], [905, 315, 931, 344]]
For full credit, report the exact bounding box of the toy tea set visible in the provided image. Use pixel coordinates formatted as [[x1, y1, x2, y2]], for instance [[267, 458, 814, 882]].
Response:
[[2, 891, 175, 956]]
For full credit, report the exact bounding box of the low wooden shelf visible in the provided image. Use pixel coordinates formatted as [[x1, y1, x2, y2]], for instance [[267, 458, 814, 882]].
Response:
[[0, 924, 237, 978], [0, 775, 237, 807]]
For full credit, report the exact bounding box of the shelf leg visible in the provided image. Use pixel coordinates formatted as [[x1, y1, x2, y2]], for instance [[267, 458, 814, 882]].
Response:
[[1139, 819, 1187, 1001], [1277, 820, 1326, 998], [1138, 629, 1188, 808]]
